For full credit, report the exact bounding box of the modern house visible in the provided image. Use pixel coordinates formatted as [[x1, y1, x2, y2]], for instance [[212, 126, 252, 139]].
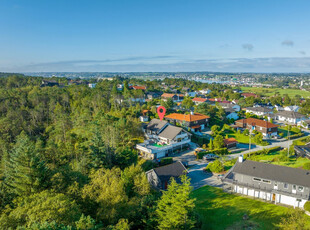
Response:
[[274, 111, 307, 125], [245, 107, 273, 117], [192, 97, 208, 105], [223, 156, 310, 208], [284, 106, 300, 112], [224, 108, 239, 120], [294, 144, 310, 159], [235, 118, 278, 137], [165, 112, 210, 132], [136, 119, 191, 159], [146, 161, 188, 190], [218, 103, 241, 112], [146, 91, 162, 100], [161, 93, 184, 102]]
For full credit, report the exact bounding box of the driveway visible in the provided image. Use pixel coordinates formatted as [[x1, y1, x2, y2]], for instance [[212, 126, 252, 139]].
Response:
[[187, 162, 223, 189]]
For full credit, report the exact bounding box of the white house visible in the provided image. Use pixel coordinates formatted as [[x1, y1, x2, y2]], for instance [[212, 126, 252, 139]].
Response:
[[275, 111, 307, 125], [284, 106, 300, 112], [223, 157, 310, 209], [88, 83, 96, 88], [186, 91, 197, 97], [136, 119, 191, 159], [246, 107, 273, 117], [199, 89, 211, 95]]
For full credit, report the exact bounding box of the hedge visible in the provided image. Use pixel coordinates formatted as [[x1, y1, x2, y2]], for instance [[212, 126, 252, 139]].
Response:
[[244, 146, 282, 159], [159, 157, 173, 166], [285, 132, 304, 140]]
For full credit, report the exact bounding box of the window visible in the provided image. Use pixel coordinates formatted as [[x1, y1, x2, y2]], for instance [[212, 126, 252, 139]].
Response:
[[260, 127, 262, 130], [298, 186, 304, 192], [284, 183, 288, 189], [274, 182, 278, 190], [253, 178, 261, 182], [293, 185, 296, 190], [262, 179, 271, 184]]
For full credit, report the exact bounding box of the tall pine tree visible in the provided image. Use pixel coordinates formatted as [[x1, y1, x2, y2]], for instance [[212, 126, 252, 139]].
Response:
[[156, 175, 196, 229], [2, 132, 47, 196]]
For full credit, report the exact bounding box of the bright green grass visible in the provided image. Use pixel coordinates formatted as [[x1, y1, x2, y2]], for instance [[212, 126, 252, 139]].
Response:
[[191, 186, 310, 230], [151, 143, 167, 148], [251, 151, 310, 168], [240, 87, 310, 98], [228, 132, 267, 146]]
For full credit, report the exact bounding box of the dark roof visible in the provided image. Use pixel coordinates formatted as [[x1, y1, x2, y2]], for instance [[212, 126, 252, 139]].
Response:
[[153, 161, 187, 182], [246, 107, 273, 113], [158, 125, 183, 140], [146, 119, 168, 133], [232, 160, 310, 187], [276, 111, 306, 119], [224, 107, 236, 113], [294, 144, 310, 156]]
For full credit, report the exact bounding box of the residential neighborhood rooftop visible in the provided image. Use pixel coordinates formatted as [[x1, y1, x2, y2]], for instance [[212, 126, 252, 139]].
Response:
[[236, 118, 278, 128], [229, 160, 310, 188], [165, 113, 210, 122]]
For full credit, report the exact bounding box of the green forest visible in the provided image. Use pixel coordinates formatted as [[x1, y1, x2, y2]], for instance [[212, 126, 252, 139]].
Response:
[[0, 75, 209, 229]]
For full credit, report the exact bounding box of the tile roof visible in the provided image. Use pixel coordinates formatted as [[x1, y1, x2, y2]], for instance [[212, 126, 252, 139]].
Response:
[[241, 92, 258, 97], [161, 93, 176, 98], [192, 97, 207, 102], [231, 160, 310, 187], [132, 86, 146, 90], [165, 113, 210, 122], [235, 118, 278, 128], [224, 138, 238, 145]]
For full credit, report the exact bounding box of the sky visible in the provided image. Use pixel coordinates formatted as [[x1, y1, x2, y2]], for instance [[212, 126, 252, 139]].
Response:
[[1, 0, 310, 73]]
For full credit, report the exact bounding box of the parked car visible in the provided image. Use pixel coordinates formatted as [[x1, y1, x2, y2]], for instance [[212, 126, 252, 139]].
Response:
[[203, 153, 219, 161]]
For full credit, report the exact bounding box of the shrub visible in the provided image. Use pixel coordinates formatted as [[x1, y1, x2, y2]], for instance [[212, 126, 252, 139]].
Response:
[[205, 160, 224, 173], [244, 146, 281, 159], [303, 162, 310, 170], [286, 133, 304, 140], [159, 157, 173, 166], [304, 201, 310, 212]]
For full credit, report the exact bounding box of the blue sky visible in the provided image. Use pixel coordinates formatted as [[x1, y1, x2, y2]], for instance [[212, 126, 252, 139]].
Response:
[[1, 0, 310, 72]]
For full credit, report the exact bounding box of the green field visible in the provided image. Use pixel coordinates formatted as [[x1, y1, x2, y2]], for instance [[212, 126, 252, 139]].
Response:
[[240, 87, 310, 98], [191, 186, 310, 230]]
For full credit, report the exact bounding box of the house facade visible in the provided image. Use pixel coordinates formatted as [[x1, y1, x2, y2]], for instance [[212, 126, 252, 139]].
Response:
[[136, 119, 191, 159], [223, 157, 310, 208], [235, 118, 278, 137], [161, 93, 184, 102], [245, 107, 273, 117], [165, 112, 210, 132]]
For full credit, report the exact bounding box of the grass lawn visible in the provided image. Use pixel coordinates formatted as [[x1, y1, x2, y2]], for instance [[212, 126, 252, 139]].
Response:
[[240, 87, 310, 98], [227, 132, 268, 146], [249, 151, 310, 169], [191, 186, 310, 230]]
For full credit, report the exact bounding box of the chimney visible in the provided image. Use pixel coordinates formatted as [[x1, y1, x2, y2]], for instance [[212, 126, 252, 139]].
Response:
[[238, 155, 243, 163]]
